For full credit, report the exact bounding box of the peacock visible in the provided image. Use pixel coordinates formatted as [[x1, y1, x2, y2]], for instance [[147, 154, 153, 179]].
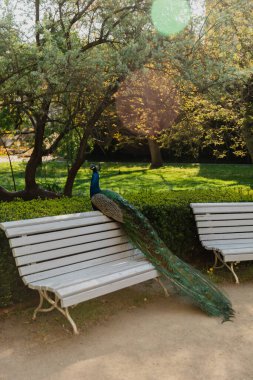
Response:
[[89, 164, 234, 321]]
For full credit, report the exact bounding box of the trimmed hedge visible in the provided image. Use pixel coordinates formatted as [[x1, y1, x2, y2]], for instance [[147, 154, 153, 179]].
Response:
[[1, 188, 253, 307]]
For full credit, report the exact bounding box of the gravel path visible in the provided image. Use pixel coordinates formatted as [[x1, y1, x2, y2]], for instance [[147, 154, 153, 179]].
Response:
[[0, 283, 252, 380]]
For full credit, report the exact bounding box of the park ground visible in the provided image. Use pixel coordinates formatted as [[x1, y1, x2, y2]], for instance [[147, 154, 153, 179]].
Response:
[[0, 282, 253, 380]]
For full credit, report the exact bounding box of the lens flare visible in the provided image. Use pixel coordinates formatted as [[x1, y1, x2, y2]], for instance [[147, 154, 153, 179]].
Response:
[[151, 0, 191, 36], [115, 70, 180, 139]]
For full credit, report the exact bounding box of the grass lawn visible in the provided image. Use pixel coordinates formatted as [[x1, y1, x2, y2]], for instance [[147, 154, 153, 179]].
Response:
[[1, 160, 253, 195]]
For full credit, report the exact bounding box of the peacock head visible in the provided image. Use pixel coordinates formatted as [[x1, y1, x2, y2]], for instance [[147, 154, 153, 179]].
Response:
[[90, 163, 100, 173]]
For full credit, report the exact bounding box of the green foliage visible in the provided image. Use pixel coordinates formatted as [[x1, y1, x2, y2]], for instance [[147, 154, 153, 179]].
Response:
[[1, 188, 253, 307]]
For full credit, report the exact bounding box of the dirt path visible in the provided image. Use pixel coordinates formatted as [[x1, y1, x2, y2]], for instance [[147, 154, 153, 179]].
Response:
[[0, 283, 253, 380]]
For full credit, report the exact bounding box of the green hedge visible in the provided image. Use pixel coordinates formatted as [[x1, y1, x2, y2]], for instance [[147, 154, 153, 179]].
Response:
[[1, 188, 253, 307]]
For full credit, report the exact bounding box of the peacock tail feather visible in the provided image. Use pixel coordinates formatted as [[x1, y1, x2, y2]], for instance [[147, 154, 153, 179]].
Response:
[[90, 175, 234, 322]]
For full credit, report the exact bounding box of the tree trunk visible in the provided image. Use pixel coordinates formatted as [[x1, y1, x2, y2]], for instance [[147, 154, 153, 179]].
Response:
[[241, 120, 253, 163], [63, 134, 89, 196], [25, 97, 51, 191], [35, 0, 40, 47], [0, 97, 60, 201], [63, 80, 121, 196], [241, 76, 253, 163], [148, 139, 163, 169]]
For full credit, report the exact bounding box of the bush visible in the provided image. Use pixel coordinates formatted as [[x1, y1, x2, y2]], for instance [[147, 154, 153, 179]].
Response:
[[1, 188, 253, 307]]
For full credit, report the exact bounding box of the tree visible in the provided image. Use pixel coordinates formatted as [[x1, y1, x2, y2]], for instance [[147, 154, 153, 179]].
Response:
[[0, 0, 158, 199], [115, 69, 179, 168]]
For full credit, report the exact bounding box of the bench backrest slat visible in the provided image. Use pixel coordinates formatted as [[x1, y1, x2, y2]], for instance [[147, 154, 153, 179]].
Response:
[[9, 221, 120, 248], [16, 235, 130, 266], [203, 238, 253, 246], [195, 213, 253, 222], [198, 226, 253, 235], [3, 215, 111, 238], [24, 249, 142, 284], [200, 232, 253, 241], [20, 243, 134, 278], [0, 211, 102, 231], [197, 219, 253, 228], [13, 228, 124, 257]]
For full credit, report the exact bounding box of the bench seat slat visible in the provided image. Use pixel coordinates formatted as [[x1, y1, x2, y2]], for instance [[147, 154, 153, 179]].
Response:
[[10, 221, 120, 248], [23, 249, 143, 284], [19, 242, 134, 276], [60, 270, 158, 307], [220, 247, 253, 255], [13, 228, 124, 256], [5, 215, 112, 238], [30, 257, 149, 290], [55, 263, 155, 298], [223, 253, 253, 262]]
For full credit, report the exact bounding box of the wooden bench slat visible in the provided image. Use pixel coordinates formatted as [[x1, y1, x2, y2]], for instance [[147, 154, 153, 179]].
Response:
[[23, 249, 142, 284], [221, 247, 253, 255], [0, 211, 103, 231], [202, 238, 253, 245], [191, 203, 253, 214], [9, 221, 120, 248], [195, 213, 253, 221], [4, 215, 112, 238], [204, 242, 253, 250], [30, 258, 148, 290], [55, 263, 155, 298], [191, 202, 253, 207], [13, 228, 124, 256], [199, 232, 253, 241], [197, 219, 253, 228], [223, 253, 253, 262], [18, 243, 134, 276], [16, 236, 130, 266], [60, 270, 158, 308], [198, 226, 253, 234]]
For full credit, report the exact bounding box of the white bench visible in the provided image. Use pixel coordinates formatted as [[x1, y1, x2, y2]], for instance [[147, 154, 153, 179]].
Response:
[[0, 211, 166, 334], [191, 202, 253, 284]]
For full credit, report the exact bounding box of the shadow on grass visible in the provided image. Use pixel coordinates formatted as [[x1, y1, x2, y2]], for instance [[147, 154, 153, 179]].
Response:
[[198, 163, 253, 189]]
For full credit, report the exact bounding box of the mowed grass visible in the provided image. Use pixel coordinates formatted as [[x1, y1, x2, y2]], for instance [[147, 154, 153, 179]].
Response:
[[1, 160, 253, 195]]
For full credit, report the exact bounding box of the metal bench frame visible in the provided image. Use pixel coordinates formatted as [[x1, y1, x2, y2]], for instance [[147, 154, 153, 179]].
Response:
[[191, 202, 253, 284], [0, 211, 167, 334]]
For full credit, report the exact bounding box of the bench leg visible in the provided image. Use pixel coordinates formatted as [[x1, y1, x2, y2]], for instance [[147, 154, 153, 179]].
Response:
[[228, 263, 239, 284], [213, 251, 240, 284], [32, 290, 57, 320], [32, 290, 79, 335], [213, 252, 225, 269], [156, 277, 170, 297]]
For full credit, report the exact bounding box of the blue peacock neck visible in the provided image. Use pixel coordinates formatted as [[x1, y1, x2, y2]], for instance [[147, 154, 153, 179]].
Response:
[[90, 170, 101, 198]]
